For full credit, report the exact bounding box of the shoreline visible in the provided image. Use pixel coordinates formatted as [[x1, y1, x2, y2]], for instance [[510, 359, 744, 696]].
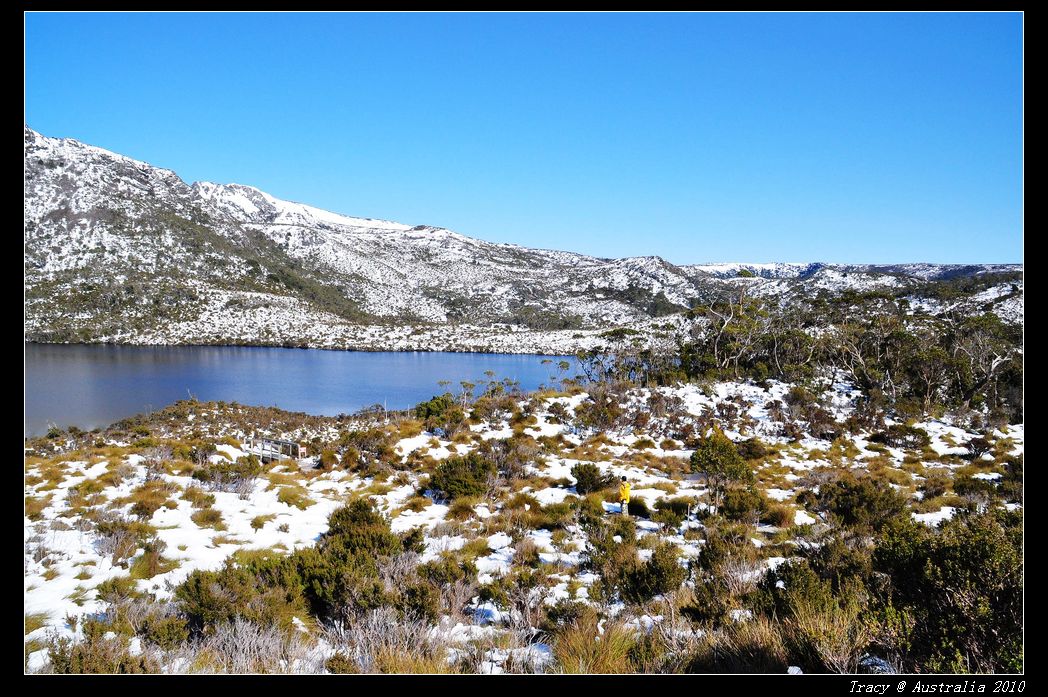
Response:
[[23, 338, 582, 358]]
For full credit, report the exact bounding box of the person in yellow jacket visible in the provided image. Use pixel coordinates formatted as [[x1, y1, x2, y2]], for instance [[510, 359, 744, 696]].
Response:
[[618, 476, 631, 517]]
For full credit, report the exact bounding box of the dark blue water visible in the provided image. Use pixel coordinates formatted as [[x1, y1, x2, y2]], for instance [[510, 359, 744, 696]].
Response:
[[23, 344, 576, 437]]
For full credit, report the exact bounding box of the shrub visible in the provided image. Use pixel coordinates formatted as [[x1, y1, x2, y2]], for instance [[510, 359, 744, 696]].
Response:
[[417, 557, 476, 587], [542, 599, 588, 631], [870, 425, 931, 450], [142, 615, 189, 650], [428, 453, 496, 500], [414, 393, 465, 435], [47, 635, 158, 674], [514, 537, 541, 568], [517, 499, 576, 531], [720, 487, 767, 524], [784, 578, 875, 673], [123, 480, 178, 519], [25, 494, 52, 521], [620, 542, 688, 603], [95, 516, 159, 565], [624, 496, 650, 519], [920, 469, 951, 499], [873, 510, 1023, 672], [574, 389, 625, 432], [340, 428, 398, 472], [965, 436, 993, 460], [396, 582, 440, 623], [175, 554, 310, 632], [762, 502, 794, 527], [129, 538, 178, 580], [736, 437, 769, 460], [193, 454, 262, 492], [447, 497, 480, 521], [651, 496, 699, 527], [570, 462, 615, 495], [318, 448, 338, 470], [952, 475, 998, 500], [799, 473, 906, 532], [633, 437, 656, 450], [95, 575, 143, 603]]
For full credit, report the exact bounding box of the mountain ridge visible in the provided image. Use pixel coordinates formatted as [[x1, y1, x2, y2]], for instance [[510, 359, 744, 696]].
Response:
[[24, 127, 1023, 353]]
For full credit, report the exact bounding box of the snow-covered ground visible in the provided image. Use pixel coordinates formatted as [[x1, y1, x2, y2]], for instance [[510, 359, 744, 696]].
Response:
[[25, 376, 1023, 673]]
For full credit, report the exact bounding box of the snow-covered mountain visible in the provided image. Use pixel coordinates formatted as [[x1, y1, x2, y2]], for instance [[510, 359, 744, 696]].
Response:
[[24, 127, 1023, 352]]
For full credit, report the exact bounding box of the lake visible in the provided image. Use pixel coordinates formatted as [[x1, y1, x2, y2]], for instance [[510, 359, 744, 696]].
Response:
[[23, 344, 576, 437]]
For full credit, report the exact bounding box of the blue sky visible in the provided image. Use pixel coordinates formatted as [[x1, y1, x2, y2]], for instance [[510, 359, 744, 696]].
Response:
[[25, 12, 1022, 264]]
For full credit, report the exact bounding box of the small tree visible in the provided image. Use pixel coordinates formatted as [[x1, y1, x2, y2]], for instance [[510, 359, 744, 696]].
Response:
[[571, 462, 615, 494], [689, 426, 753, 510]]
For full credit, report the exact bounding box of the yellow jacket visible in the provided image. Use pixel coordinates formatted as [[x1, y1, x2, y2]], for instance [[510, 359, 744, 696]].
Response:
[[618, 481, 631, 504]]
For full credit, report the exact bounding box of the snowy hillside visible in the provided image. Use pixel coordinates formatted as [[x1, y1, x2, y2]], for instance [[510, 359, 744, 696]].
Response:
[[24, 127, 1023, 352]]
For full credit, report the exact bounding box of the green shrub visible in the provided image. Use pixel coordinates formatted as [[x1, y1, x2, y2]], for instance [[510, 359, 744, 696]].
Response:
[[542, 599, 588, 631], [952, 475, 998, 500], [574, 391, 624, 432], [277, 486, 315, 510], [414, 393, 466, 435], [625, 496, 650, 519], [799, 473, 906, 532], [686, 616, 789, 673], [870, 425, 931, 450], [736, 437, 769, 460], [570, 462, 615, 494], [142, 615, 189, 650], [95, 575, 143, 603], [447, 497, 480, 521], [418, 557, 476, 586], [720, 487, 767, 524], [129, 539, 179, 580], [620, 542, 688, 603], [123, 480, 178, 519], [428, 453, 495, 500], [397, 582, 440, 623], [95, 517, 159, 565], [514, 537, 541, 567], [873, 510, 1023, 673], [176, 548, 312, 632], [251, 514, 277, 530], [533, 500, 577, 530]]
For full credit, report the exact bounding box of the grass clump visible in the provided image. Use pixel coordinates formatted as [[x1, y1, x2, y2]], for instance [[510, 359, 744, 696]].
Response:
[[553, 611, 637, 673], [191, 507, 226, 530], [277, 486, 315, 510], [251, 514, 278, 531]]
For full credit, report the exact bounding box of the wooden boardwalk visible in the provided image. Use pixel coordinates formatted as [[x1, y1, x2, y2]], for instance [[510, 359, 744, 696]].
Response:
[[243, 437, 303, 463]]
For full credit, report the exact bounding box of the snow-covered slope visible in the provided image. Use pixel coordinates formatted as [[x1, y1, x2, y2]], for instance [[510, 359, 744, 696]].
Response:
[[24, 127, 1023, 351]]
